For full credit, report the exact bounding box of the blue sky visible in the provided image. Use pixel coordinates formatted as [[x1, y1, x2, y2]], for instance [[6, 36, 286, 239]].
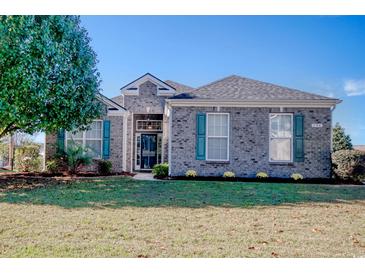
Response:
[[80, 16, 365, 145]]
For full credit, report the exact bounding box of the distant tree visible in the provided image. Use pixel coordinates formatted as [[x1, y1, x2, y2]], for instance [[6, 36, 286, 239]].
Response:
[[0, 16, 102, 139], [332, 122, 353, 152]]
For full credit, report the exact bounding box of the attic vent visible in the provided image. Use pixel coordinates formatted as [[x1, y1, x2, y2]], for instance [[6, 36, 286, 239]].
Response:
[[127, 87, 138, 90], [158, 87, 169, 91]]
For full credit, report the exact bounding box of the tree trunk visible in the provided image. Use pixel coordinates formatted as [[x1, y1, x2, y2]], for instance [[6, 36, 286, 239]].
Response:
[[8, 135, 15, 170]]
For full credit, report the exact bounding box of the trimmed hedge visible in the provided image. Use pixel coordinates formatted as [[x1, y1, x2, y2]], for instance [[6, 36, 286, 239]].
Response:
[[332, 150, 365, 181]]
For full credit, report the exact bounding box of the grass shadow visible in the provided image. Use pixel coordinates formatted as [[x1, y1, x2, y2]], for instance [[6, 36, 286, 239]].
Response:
[[1, 177, 365, 208]]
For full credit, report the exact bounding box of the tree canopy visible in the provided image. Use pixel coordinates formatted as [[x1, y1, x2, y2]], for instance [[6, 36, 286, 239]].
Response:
[[332, 122, 353, 152], [0, 16, 102, 138]]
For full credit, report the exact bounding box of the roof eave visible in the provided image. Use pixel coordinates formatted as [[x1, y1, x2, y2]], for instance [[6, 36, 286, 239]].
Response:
[[165, 98, 341, 108], [96, 93, 127, 112]]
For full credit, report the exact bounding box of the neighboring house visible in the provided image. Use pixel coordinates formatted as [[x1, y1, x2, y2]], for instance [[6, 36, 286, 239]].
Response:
[[45, 73, 341, 178]]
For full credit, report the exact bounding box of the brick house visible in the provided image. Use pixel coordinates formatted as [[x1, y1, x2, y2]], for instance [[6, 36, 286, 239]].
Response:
[[45, 73, 341, 178]]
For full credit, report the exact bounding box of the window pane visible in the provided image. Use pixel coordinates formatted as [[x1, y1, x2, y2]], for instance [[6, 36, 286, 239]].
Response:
[[68, 131, 83, 139], [207, 137, 228, 160], [270, 138, 291, 161], [67, 139, 83, 147], [270, 115, 279, 137], [208, 114, 228, 137], [85, 140, 102, 158], [221, 114, 228, 136], [137, 120, 162, 131], [136, 135, 141, 165], [279, 115, 292, 137], [207, 114, 215, 136], [270, 114, 292, 138], [86, 121, 102, 139]]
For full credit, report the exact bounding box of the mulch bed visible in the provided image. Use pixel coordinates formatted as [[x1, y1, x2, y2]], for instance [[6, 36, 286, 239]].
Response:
[[167, 176, 364, 185], [0, 171, 135, 192]]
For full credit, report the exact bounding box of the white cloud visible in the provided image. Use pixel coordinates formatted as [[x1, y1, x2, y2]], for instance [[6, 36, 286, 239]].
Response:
[[344, 79, 365, 96]]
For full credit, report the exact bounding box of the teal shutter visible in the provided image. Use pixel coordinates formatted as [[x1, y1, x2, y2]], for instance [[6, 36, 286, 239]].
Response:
[[56, 129, 65, 153], [102, 120, 111, 159], [196, 113, 206, 160], [293, 114, 304, 162]]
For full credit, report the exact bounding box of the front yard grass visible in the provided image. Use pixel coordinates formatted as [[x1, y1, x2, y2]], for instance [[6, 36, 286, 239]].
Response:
[[0, 177, 364, 257]]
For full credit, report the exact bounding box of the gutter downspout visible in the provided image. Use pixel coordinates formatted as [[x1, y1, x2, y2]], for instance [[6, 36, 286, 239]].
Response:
[[330, 105, 337, 179], [330, 105, 336, 152]]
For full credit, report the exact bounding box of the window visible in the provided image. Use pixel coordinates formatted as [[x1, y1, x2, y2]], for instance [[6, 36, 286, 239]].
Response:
[[66, 120, 103, 158], [269, 113, 293, 162], [206, 113, 229, 161], [136, 120, 162, 131]]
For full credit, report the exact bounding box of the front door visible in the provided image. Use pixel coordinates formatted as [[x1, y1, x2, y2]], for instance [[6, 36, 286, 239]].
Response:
[[141, 134, 157, 169]]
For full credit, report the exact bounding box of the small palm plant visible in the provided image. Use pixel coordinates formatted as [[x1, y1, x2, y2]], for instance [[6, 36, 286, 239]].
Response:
[[64, 141, 92, 175]]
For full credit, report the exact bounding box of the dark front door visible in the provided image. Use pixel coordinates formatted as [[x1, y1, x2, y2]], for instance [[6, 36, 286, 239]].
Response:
[[141, 134, 157, 169]]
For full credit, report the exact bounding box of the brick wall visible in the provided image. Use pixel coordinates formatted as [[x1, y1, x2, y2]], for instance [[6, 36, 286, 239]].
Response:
[[169, 106, 332, 178]]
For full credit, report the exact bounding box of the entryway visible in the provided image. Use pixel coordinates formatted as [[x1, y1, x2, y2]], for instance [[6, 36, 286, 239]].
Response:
[[141, 134, 157, 169], [133, 114, 163, 171]]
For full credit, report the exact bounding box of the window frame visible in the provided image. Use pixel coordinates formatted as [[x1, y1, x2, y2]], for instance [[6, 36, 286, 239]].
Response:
[[65, 119, 104, 159], [206, 113, 230, 162], [269, 113, 293, 163], [136, 120, 163, 132]]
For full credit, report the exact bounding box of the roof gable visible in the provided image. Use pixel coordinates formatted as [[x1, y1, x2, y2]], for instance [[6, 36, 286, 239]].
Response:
[[96, 93, 126, 116], [120, 73, 176, 96]]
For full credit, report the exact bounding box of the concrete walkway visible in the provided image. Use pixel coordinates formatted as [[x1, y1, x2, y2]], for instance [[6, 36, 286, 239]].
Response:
[[133, 172, 156, 181]]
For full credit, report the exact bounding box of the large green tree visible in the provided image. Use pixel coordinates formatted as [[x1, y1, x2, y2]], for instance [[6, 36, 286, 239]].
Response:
[[332, 122, 353, 152], [0, 16, 102, 138]]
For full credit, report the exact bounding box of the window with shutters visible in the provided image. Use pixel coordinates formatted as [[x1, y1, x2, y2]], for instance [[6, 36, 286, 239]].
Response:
[[206, 113, 229, 161], [65, 120, 103, 159], [269, 113, 293, 162]]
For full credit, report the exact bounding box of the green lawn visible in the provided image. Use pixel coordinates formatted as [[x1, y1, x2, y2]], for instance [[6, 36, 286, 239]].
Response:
[[0, 177, 364, 257]]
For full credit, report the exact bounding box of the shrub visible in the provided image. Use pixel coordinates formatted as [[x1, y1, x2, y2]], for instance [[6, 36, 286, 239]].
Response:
[[291, 173, 304, 181], [332, 149, 365, 181], [46, 159, 61, 173], [97, 160, 112, 175], [185, 169, 197, 178], [152, 163, 169, 178], [0, 142, 9, 166], [256, 171, 269, 179], [223, 171, 235, 178], [14, 144, 41, 172], [63, 141, 92, 174]]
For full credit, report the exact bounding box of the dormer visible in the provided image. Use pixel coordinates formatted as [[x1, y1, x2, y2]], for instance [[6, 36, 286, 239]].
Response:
[[120, 73, 176, 97]]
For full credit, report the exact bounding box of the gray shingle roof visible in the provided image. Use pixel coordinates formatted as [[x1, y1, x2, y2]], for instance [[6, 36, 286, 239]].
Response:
[[175, 75, 337, 101], [165, 80, 194, 93]]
